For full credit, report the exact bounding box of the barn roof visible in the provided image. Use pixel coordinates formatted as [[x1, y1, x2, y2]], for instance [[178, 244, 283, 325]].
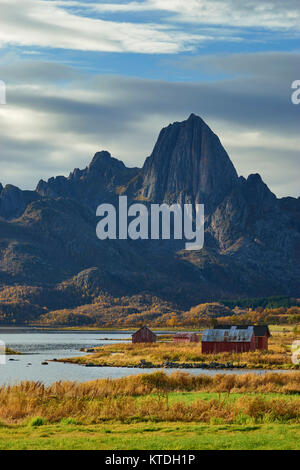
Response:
[[213, 325, 271, 337], [253, 325, 271, 337], [174, 332, 197, 338], [132, 326, 156, 337], [202, 326, 254, 343]]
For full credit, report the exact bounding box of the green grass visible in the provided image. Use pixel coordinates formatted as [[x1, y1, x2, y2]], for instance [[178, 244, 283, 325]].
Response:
[[161, 391, 300, 405], [0, 422, 299, 450], [0, 377, 299, 450]]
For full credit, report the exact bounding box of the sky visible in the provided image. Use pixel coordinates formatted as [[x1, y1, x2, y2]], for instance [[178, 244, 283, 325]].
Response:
[[0, 0, 299, 197]]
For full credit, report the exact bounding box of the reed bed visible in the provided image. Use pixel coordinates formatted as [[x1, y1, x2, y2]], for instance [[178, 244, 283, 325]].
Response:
[[0, 372, 299, 424]]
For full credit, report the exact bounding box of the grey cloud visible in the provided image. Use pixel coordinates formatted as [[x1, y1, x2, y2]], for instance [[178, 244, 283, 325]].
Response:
[[170, 52, 300, 80], [228, 146, 300, 195], [0, 61, 84, 84]]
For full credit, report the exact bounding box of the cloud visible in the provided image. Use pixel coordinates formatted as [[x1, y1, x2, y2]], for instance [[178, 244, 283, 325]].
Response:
[[74, 0, 300, 31], [155, 0, 300, 30], [0, 0, 208, 54], [1, 0, 298, 59], [172, 52, 300, 79], [0, 51, 299, 198], [0, 3, 298, 200]]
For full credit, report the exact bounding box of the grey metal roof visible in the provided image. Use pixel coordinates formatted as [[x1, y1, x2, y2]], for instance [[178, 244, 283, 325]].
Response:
[[213, 324, 270, 337], [202, 326, 254, 343]]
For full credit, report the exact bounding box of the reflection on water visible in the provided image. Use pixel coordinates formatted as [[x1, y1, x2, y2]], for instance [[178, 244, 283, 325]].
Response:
[[0, 327, 295, 386]]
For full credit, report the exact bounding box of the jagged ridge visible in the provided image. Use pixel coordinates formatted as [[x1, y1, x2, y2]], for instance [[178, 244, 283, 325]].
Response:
[[0, 114, 299, 322]]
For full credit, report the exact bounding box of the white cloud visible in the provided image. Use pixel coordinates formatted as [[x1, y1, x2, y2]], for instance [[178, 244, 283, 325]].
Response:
[[1, 0, 298, 57], [81, 0, 300, 30], [0, 0, 208, 53]]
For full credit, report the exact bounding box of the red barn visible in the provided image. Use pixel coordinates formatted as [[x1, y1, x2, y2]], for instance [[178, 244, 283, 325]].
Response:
[[252, 325, 271, 350], [201, 326, 256, 354], [132, 326, 156, 344], [173, 332, 199, 343], [213, 325, 271, 351]]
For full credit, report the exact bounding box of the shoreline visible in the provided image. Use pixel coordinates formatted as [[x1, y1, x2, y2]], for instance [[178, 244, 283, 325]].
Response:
[[57, 359, 297, 371], [5, 347, 22, 355], [57, 336, 300, 371]]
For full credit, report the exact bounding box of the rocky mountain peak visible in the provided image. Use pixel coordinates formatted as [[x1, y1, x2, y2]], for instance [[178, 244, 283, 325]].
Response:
[[0, 184, 39, 220], [88, 151, 126, 173], [138, 114, 238, 210], [243, 173, 276, 209]]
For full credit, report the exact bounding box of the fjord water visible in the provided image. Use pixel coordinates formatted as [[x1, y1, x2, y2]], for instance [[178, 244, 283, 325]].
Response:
[[0, 327, 133, 385], [0, 328, 289, 385]]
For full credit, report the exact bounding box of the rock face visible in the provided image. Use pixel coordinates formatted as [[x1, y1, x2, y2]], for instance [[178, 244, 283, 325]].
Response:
[[36, 151, 139, 210], [0, 114, 299, 319], [209, 174, 278, 250], [0, 185, 39, 220], [139, 114, 238, 211]]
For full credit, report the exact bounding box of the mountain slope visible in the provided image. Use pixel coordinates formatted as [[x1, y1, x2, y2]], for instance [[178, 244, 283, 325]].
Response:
[[0, 114, 299, 323]]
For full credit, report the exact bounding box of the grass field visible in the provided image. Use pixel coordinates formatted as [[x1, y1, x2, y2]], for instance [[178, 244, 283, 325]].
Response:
[[0, 422, 299, 450], [154, 390, 300, 404], [0, 372, 299, 450]]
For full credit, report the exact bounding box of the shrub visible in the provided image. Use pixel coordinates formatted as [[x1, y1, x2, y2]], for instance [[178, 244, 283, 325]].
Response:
[[29, 417, 46, 427]]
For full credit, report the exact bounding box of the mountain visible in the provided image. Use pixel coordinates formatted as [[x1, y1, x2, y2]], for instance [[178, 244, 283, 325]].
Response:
[[138, 114, 238, 211], [36, 150, 139, 210], [0, 114, 299, 324]]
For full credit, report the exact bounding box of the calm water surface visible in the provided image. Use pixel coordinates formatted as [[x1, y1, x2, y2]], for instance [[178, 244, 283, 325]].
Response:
[[0, 327, 294, 385]]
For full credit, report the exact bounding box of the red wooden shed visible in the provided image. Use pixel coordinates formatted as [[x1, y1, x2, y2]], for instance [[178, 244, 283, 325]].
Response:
[[173, 332, 199, 343], [201, 326, 256, 354], [213, 325, 271, 351], [252, 325, 271, 350], [132, 326, 157, 344]]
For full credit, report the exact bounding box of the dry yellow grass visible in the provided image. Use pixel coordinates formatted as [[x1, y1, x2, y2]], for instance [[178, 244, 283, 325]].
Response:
[[60, 331, 299, 369], [0, 372, 299, 425], [5, 347, 21, 355]]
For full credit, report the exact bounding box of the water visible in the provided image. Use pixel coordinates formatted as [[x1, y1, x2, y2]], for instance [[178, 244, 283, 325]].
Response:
[[0, 327, 294, 386]]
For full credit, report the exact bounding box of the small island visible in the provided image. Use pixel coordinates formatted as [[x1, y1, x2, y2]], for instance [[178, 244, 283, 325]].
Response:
[[5, 347, 22, 355], [59, 325, 299, 370]]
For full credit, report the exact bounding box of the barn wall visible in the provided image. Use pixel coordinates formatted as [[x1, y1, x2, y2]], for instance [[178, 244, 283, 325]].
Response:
[[250, 334, 256, 351], [132, 329, 156, 343], [257, 336, 268, 350], [202, 341, 252, 354]]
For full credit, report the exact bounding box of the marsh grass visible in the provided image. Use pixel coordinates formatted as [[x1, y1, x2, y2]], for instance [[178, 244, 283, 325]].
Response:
[[0, 372, 299, 425]]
